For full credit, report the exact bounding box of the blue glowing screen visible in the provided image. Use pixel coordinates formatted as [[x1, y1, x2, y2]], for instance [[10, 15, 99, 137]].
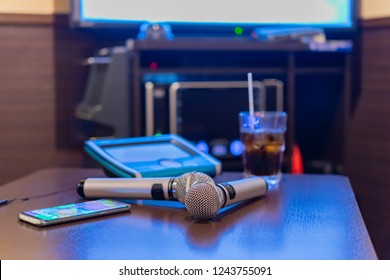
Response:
[[105, 143, 191, 163], [77, 0, 354, 28]]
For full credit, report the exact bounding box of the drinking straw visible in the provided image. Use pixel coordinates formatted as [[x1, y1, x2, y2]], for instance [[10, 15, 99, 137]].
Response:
[[247, 72, 255, 131]]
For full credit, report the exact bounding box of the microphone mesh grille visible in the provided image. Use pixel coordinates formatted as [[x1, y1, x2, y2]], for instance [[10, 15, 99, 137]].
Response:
[[175, 172, 213, 203], [184, 182, 223, 219]]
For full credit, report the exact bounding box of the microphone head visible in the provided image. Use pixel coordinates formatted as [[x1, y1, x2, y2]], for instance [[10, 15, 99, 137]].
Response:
[[184, 181, 225, 219], [175, 172, 214, 203]]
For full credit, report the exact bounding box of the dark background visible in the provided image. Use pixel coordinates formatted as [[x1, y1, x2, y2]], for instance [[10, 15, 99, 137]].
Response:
[[0, 8, 389, 259]]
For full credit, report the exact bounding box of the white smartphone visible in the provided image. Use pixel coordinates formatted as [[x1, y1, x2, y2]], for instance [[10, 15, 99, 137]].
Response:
[[19, 199, 131, 227]]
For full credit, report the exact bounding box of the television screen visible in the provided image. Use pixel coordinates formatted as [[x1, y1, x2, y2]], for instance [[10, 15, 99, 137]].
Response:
[[71, 0, 356, 34]]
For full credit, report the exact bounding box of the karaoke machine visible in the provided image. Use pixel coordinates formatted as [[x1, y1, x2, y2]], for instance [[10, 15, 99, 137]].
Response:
[[144, 79, 284, 170]]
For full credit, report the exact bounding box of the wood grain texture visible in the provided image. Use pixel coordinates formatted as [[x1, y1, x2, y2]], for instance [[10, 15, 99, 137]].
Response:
[[0, 16, 86, 185], [0, 25, 57, 184], [0, 13, 56, 26], [345, 20, 390, 260], [0, 169, 376, 260]]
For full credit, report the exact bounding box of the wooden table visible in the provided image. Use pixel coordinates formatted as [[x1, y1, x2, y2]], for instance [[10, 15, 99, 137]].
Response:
[[0, 168, 376, 260]]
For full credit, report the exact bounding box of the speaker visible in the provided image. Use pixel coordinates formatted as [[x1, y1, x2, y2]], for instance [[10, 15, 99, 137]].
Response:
[[76, 46, 131, 138]]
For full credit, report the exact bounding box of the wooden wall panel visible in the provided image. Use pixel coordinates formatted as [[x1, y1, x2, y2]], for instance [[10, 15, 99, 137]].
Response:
[[0, 17, 86, 185], [346, 20, 390, 259], [0, 25, 55, 184], [0, 14, 118, 185]]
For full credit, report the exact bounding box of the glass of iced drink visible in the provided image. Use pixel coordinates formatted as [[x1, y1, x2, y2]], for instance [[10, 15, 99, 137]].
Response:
[[239, 111, 287, 186]]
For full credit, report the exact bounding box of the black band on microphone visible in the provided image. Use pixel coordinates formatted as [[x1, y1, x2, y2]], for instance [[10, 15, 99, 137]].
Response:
[[167, 177, 176, 201], [77, 180, 86, 197], [151, 184, 165, 200], [218, 182, 236, 200]]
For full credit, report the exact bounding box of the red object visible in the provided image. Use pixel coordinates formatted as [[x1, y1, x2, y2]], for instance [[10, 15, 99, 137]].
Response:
[[291, 143, 304, 174], [149, 62, 158, 70]]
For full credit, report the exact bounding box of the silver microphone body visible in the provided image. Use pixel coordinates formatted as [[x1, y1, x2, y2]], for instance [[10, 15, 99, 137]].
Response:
[[77, 171, 213, 203], [184, 176, 268, 219], [220, 177, 268, 206], [79, 177, 171, 200]]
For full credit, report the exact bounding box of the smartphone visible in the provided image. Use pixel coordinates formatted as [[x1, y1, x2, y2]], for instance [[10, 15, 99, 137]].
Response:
[[19, 199, 131, 227]]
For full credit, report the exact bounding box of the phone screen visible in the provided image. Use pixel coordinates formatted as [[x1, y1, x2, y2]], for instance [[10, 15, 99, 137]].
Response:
[[19, 199, 131, 226]]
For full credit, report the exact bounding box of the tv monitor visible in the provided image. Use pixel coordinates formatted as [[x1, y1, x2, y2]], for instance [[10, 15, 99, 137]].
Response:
[[70, 0, 358, 37]]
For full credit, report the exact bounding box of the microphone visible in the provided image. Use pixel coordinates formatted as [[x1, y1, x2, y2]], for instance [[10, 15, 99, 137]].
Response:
[[77, 171, 213, 203], [184, 176, 267, 219]]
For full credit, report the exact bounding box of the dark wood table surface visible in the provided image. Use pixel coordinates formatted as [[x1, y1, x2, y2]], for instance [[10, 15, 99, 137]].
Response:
[[0, 168, 377, 260]]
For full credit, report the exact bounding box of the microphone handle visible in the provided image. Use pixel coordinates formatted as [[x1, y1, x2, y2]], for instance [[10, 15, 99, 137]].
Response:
[[77, 177, 174, 200], [217, 177, 268, 207]]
